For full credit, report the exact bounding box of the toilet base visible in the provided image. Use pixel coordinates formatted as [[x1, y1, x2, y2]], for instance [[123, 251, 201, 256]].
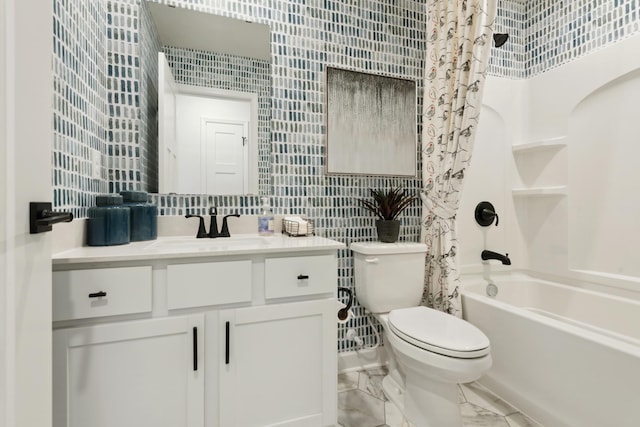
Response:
[[381, 375, 405, 416], [382, 374, 463, 427]]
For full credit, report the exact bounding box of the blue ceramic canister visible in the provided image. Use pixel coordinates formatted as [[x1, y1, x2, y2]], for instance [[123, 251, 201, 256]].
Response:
[[87, 195, 130, 246], [120, 191, 158, 241]]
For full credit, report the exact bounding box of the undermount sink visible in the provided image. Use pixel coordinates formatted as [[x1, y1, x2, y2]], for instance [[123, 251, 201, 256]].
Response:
[[147, 234, 276, 251]]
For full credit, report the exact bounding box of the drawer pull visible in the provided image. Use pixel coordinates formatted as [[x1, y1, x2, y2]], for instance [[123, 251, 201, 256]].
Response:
[[297, 274, 309, 280], [225, 321, 230, 365], [88, 291, 107, 298]]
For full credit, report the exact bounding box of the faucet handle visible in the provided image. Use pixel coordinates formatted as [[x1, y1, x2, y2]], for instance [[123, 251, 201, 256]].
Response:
[[185, 214, 207, 238], [219, 213, 241, 238], [475, 201, 499, 227]]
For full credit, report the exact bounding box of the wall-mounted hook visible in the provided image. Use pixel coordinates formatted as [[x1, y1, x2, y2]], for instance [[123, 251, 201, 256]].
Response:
[[475, 201, 499, 226]]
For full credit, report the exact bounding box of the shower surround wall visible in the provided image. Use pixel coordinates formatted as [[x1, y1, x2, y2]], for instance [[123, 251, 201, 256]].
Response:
[[457, 0, 640, 295], [51, 0, 640, 351]]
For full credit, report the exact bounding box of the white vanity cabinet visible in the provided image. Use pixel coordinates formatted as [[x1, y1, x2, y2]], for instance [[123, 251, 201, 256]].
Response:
[[217, 298, 336, 427], [52, 236, 343, 427], [53, 315, 204, 427]]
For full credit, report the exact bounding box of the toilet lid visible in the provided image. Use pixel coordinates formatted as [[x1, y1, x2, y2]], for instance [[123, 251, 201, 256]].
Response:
[[388, 307, 490, 358]]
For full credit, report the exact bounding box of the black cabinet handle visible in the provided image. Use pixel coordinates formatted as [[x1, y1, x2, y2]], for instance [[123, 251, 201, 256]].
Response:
[[88, 291, 107, 298], [297, 274, 309, 280], [193, 327, 198, 371], [225, 321, 230, 365]]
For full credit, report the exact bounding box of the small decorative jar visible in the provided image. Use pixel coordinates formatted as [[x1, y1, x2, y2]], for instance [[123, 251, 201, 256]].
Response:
[[120, 191, 158, 242], [87, 195, 130, 246]]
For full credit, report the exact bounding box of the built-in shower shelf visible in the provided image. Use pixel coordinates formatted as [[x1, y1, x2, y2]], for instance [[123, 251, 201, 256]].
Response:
[[512, 186, 567, 197], [512, 137, 567, 154]]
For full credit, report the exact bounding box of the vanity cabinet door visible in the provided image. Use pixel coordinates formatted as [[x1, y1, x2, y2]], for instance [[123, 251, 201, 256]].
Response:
[[53, 315, 204, 427], [218, 298, 337, 427]]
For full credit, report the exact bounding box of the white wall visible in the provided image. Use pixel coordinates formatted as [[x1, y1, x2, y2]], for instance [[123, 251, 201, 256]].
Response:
[[1, 0, 54, 426], [569, 71, 640, 278], [158, 53, 179, 194], [461, 34, 640, 296], [458, 78, 528, 275]]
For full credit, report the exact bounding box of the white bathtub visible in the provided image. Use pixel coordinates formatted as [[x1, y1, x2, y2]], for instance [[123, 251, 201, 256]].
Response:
[[461, 273, 640, 427]]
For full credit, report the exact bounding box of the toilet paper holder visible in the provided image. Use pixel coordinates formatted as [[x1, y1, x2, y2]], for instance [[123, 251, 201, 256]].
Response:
[[337, 287, 353, 321]]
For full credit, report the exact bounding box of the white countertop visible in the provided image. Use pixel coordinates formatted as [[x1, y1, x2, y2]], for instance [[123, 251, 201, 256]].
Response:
[[52, 234, 345, 265]]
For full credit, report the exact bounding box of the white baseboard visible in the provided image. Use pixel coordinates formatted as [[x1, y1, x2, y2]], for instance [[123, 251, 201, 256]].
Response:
[[338, 346, 388, 374]]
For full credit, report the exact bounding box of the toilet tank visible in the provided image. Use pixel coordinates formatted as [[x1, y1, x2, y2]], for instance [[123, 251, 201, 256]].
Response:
[[351, 242, 428, 314]]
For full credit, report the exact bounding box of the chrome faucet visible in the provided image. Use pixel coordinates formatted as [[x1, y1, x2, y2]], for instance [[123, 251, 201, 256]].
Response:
[[481, 250, 511, 265]]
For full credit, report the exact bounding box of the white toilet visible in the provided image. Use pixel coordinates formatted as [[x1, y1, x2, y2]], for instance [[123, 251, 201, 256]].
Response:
[[351, 241, 492, 427]]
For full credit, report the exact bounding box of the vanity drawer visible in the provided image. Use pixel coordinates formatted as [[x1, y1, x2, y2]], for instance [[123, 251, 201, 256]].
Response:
[[53, 266, 152, 321], [167, 260, 252, 309], [265, 254, 336, 299]]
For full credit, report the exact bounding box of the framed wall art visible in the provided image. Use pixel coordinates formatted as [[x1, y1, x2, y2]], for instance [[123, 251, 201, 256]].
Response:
[[325, 67, 417, 176]]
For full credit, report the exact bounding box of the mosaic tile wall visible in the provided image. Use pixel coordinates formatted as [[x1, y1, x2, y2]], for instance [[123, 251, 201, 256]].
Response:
[[489, 0, 526, 78], [139, 0, 160, 193], [106, 0, 160, 194], [525, 0, 640, 76], [53, 0, 109, 218], [52, 0, 640, 352], [132, 0, 428, 353], [162, 46, 272, 195]]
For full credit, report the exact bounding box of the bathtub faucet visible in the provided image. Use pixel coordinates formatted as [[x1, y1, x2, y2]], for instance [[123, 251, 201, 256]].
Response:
[[481, 250, 511, 265]]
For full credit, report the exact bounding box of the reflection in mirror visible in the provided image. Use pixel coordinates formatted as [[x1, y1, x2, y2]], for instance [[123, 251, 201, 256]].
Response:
[[158, 55, 261, 195], [146, 2, 271, 196]]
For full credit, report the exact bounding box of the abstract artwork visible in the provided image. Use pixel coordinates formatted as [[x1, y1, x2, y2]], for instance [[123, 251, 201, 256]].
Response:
[[326, 67, 417, 176]]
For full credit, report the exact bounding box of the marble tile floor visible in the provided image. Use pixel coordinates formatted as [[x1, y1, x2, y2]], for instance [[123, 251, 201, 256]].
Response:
[[338, 367, 542, 427]]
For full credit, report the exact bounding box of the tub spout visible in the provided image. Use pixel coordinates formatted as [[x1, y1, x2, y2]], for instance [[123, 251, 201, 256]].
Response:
[[481, 250, 511, 265]]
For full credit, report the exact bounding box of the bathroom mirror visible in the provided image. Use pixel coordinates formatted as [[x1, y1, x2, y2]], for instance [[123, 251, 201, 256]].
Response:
[[146, 2, 272, 195]]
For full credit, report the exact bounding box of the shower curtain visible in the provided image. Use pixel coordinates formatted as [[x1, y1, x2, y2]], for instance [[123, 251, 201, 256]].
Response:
[[421, 0, 496, 316]]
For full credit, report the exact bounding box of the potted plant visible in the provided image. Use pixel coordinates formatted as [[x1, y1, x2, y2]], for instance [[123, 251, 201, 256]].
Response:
[[359, 187, 417, 243]]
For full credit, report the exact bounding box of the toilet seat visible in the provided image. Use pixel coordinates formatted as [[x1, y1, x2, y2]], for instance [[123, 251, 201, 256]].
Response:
[[388, 307, 490, 359]]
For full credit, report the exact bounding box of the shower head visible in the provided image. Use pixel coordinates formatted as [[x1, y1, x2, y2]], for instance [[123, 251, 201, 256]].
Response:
[[493, 33, 509, 48]]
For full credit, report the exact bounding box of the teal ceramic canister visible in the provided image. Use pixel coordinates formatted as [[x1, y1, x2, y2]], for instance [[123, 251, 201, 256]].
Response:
[[87, 195, 130, 246], [120, 191, 158, 242]]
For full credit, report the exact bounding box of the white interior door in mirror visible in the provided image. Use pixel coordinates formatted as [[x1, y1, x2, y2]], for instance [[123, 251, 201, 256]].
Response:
[[202, 120, 248, 195], [158, 48, 260, 195], [176, 92, 255, 195]]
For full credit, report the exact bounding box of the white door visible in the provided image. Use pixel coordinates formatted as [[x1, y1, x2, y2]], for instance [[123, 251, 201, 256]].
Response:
[[219, 299, 337, 427], [202, 120, 248, 195], [1, 1, 54, 425], [53, 315, 205, 427]]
